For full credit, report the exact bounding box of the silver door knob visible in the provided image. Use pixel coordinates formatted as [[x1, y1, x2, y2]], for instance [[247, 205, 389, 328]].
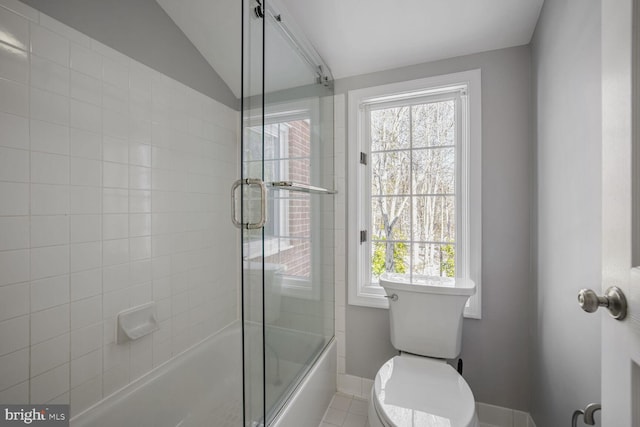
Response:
[[577, 286, 627, 320]]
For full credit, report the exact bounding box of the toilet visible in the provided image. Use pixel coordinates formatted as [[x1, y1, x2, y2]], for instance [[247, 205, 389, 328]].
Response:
[[368, 273, 479, 427]]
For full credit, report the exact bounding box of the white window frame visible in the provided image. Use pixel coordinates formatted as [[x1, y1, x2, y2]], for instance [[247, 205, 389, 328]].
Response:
[[347, 69, 482, 319]]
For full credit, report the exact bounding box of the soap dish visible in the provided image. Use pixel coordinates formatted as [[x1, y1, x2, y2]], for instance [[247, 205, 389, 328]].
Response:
[[116, 302, 159, 344]]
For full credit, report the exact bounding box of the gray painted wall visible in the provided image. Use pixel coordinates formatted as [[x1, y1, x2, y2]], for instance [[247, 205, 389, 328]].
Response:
[[530, 1, 602, 426], [20, 0, 239, 109], [335, 45, 533, 411]]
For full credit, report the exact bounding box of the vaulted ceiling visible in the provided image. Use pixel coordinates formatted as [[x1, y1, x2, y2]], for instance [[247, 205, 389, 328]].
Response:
[[157, 0, 544, 97]]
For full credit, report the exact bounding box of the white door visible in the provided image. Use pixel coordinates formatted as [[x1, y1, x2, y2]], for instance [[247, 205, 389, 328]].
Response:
[[601, 0, 640, 425]]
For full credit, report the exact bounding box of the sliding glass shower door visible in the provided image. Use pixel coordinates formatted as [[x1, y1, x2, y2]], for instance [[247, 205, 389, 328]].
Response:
[[239, 1, 335, 425]]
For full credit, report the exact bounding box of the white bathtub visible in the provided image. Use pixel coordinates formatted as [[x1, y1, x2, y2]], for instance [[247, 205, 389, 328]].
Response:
[[71, 322, 335, 427]]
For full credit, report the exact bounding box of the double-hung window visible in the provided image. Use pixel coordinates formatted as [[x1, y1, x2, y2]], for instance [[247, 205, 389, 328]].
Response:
[[347, 70, 482, 318]]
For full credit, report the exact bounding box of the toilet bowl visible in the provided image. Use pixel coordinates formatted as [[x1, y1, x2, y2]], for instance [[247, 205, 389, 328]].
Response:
[[368, 273, 478, 427], [368, 355, 478, 427]]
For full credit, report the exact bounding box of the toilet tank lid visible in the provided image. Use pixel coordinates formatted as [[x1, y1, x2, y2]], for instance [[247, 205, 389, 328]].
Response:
[[379, 273, 476, 296]]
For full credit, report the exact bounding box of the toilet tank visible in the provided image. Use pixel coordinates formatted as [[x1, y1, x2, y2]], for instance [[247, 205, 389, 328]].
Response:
[[379, 273, 476, 359]]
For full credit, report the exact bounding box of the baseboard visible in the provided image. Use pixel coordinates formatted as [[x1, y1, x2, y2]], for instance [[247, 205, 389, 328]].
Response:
[[336, 373, 373, 400], [476, 402, 537, 427], [337, 374, 537, 427]]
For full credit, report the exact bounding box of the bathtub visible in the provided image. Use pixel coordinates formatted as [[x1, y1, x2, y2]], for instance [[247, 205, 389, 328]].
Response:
[[71, 321, 335, 427]]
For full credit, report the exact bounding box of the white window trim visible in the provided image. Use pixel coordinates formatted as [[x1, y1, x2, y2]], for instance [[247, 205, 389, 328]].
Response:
[[347, 69, 482, 319]]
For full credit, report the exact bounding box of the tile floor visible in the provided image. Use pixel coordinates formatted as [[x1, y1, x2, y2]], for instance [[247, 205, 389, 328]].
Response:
[[319, 393, 505, 427], [319, 392, 369, 427]]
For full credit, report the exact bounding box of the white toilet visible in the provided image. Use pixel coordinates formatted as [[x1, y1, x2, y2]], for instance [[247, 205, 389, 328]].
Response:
[[368, 273, 479, 427]]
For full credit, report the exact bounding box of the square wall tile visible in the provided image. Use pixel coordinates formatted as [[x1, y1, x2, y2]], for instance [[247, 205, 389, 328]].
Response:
[[0, 216, 28, 251], [70, 186, 101, 214], [70, 323, 102, 359], [30, 87, 68, 125], [70, 70, 101, 106], [31, 245, 69, 280], [70, 214, 101, 243], [0, 381, 28, 405], [30, 333, 70, 376], [0, 250, 29, 287], [70, 42, 101, 79], [70, 99, 101, 133], [30, 215, 69, 247], [102, 136, 128, 164], [31, 151, 69, 185], [0, 78, 27, 116], [70, 241, 101, 272], [102, 55, 129, 89], [0, 6, 29, 50], [31, 184, 69, 215], [0, 182, 28, 215], [102, 239, 129, 266], [0, 42, 28, 83], [0, 315, 29, 356], [30, 362, 69, 404], [30, 275, 69, 312], [30, 119, 69, 155], [30, 55, 69, 96], [0, 111, 28, 150], [70, 268, 102, 302], [70, 157, 101, 187], [30, 23, 69, 66], [31, 303, 70, 344], [71, 349, 102, 388], [70, 128, 100, 160], [103, 162, 128, 189], [0, 348, 29, 391], [0, 146, 28, 182], [70, 296, 102, 330]]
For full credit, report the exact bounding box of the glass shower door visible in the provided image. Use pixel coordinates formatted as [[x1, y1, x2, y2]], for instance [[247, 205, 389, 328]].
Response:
[[239, 1, 335, 426], [262, 7, 335, 423]]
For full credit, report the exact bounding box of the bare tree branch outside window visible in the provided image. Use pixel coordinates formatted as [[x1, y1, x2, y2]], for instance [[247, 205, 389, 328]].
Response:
[[369, 100, 456, 281]]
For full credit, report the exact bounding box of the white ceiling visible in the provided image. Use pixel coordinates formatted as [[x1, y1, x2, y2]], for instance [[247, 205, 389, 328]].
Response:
[[157, 0, 544, 96], [279, 0, 545, 79]]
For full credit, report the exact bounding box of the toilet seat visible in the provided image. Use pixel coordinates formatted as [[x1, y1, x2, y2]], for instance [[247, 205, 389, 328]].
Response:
[[371, 355, 478, 427]]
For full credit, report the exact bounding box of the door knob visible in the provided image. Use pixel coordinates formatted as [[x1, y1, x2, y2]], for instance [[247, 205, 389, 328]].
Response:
[[577, 286, 627, 320]]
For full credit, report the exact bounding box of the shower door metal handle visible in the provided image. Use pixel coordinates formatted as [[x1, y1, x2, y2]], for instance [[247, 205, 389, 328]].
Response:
[[231, 178, 268, 229]]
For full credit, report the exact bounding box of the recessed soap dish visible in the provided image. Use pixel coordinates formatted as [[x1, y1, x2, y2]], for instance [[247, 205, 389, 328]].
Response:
[[116, 302, 159, 344]]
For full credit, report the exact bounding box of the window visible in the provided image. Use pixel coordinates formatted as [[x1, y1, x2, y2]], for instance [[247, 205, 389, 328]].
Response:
[[347, 70, 482, 318], [243, 99, 323, 299]]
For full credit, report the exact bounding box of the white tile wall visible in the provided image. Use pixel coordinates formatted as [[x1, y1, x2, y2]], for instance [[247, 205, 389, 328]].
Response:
[[0, 1, 240, 418]]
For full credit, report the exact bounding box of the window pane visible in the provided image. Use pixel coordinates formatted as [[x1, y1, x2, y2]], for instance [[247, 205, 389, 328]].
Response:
[[413, 196, 455, 243], [371, 240, 410, 280], [412, 148, 455, 194], [371, 150, 411, 196], [412, 243, 455, 277], [412, 100, 456, 148], [371, 196, 411, 241], [263, 123, 279, 160], [243, 127, 263, 162], [370, 106, 410, 151]]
